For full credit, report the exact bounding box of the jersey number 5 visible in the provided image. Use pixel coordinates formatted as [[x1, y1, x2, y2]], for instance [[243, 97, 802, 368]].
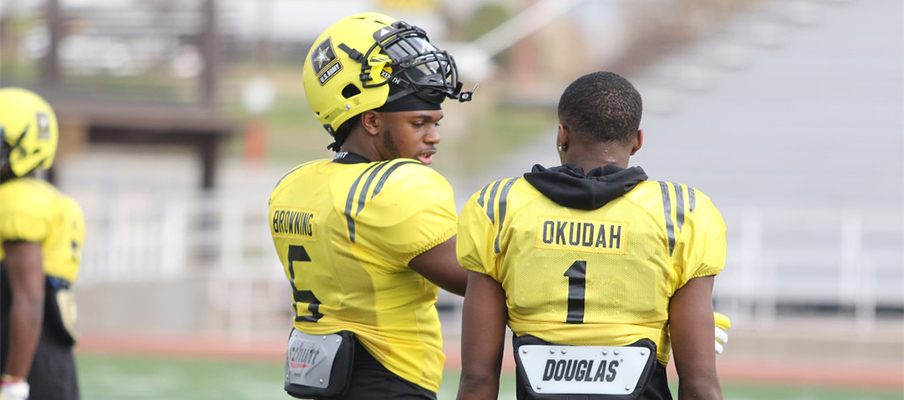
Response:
[[287, 245, 324, 323]]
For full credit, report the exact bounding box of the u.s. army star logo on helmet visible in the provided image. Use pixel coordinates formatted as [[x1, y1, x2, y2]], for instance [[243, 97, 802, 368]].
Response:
[[36, 112, 51, 141], [311, 37, 342, 86]]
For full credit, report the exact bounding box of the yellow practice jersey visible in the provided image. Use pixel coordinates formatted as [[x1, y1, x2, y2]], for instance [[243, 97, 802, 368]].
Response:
[[269, 153, 457, 392], [0, 177, 85, 283], [457, 165, 726, 366]]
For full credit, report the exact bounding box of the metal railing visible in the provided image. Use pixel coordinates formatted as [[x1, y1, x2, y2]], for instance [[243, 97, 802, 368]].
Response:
[[74, 190, 904, 337], [715, 206, 903, 334]]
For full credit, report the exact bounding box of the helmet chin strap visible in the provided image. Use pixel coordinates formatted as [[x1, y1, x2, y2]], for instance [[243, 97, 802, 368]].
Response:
[[338, 43, 365, 64]]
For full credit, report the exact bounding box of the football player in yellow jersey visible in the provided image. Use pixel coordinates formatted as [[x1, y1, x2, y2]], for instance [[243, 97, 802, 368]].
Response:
[[456, 72, 725, 400], [0, 88, 85, 400], [270, 12, 475, 400]]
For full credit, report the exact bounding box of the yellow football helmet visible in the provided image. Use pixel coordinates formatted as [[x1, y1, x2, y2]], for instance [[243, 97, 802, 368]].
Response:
[[302, 12, 473, 135], [0, 87, 59, 177]]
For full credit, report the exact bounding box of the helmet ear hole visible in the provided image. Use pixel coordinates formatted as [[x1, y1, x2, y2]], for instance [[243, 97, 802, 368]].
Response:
[[341, 84, 361, 99]]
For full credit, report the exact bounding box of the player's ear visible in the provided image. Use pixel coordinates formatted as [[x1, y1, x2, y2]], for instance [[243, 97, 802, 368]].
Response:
[[360, 111, 381, 136], [557, 124, 569, 150], [630, 129, 643, 155]]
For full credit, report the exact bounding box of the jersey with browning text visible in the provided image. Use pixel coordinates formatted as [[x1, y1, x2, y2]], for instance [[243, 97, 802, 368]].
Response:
[[269, 153, 457, 393], [457, 169, 726, 366], [0, 177, 85, 283]]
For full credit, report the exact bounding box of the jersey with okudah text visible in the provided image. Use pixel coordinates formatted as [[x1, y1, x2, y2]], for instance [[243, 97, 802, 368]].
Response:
[[0, 178, 85, 283], [269, 154, 457, 393], [457, 171, 726, 366]]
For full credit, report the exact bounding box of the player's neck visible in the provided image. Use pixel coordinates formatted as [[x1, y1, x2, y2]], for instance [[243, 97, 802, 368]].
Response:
[[563, 145, 631, 174], [338, 127, 378, 162]]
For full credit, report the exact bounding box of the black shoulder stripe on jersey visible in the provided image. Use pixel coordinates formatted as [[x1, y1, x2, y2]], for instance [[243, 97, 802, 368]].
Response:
[[659, 182, 696, 256], [477, 183, 489, 208], [344, 160, 422, 242], [674, 182, 685, 231], [356, 161, 392, 216], [659, 181, 676, 256], [493, 178, 517, 254], [372, 160, 420, 198], [484, 180, 501, 223], [344, 162, 383, 243]]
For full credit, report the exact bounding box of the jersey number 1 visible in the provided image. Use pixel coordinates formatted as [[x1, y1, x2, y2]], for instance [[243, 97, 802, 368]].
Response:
[[564, 260, 587, 323], [287, 245, 324, 323]]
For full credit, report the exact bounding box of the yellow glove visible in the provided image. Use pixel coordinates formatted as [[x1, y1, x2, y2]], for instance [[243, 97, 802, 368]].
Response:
[[714, 312, 731, 354]]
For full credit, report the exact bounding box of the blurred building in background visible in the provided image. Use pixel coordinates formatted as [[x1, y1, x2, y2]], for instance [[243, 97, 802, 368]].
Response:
[[0, 0, 901, 374]]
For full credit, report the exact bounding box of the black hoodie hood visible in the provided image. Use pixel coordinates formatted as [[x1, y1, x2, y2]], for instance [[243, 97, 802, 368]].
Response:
[[523, 163, 648, 210]]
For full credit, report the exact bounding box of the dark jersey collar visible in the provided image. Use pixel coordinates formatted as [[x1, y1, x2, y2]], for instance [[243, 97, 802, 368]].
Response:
[[332, 152, 371, 164]]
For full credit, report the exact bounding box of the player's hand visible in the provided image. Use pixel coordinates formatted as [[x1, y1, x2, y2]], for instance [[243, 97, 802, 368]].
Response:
[[0, 380, 30, 400], [714, 311, 731, 355]]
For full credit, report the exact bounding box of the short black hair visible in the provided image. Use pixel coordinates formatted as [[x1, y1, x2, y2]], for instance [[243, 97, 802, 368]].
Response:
[[557, 71, 642, 143]]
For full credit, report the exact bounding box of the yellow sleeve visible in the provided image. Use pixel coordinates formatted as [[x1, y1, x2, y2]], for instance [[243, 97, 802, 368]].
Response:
[[672, 191, 726, 288], [357, 165, 458, 267], [456, 186, 500, 280], [0, 180, 51, 243], [48, 195, 85, 282]]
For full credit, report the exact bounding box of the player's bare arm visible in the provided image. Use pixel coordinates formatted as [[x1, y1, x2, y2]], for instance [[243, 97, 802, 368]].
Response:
[[409, 237, 467, 296], [669, 275, 723, 400], [457, 271, 507, 400], [2, 240, 45, 379]]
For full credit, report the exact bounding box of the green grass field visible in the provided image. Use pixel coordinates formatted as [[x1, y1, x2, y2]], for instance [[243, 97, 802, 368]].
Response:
[[75, 353, 902, 400]]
